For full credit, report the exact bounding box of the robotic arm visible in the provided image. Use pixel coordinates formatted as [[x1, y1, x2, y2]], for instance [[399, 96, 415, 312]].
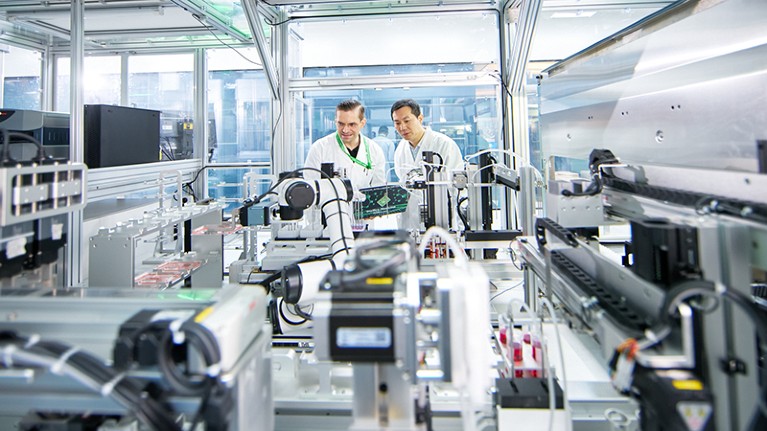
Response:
[[275, 174, 356, 306], [236, 170, 358, 333]]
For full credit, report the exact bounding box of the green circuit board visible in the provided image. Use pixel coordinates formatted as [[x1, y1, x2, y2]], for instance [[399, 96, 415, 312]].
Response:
[[354, 185, 410, 219]]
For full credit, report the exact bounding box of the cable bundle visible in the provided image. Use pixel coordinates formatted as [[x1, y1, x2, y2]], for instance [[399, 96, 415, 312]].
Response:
[[0, 331, 181, 431]]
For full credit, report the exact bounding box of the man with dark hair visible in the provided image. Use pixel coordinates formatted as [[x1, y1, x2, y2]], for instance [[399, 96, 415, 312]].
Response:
[[304, 99, 386, 191], [391, 98, 463, 230]]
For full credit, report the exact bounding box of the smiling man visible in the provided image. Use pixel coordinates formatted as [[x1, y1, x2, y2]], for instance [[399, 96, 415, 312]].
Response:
[[391, 98, 463, 230], [304, 99, 386, 191]]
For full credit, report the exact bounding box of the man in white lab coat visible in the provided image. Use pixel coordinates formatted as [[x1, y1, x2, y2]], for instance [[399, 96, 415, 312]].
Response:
[[304, 99, 386, 193], [391, 98, 463, 231]]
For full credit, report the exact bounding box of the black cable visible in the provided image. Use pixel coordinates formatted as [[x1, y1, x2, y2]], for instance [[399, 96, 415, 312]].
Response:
[[490, 281, 523, 302], [162, 137, 176, 161], [9, 131, 46, 158], [560, 172, 603, 197], [0, 128, 12, 162], [328, 249, 408, 287], [662, 280, 767, 426], [457, 194, 470, 231], [267, 16, 293, 26], [352, 238, 407, 270], [270, 104, 283, 174], [292, 303, 314, 321], [184, 183, 198, 202], [189, 381, 214, 431], [158, 320, 221, 397], [278, 298, 307, 326], [1, 128, 51, 163], [246, 270, 279, 293], [489, 72, 514, 99], [4, 335, 180, 431]]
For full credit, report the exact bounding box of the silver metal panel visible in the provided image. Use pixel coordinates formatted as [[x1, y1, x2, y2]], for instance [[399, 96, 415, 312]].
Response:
[[189, 207, 224, 287], [88, 235, 135, 287], [0, 163, 87, 226], [86, 159, 200, 201], [539, 0, 767, 172]]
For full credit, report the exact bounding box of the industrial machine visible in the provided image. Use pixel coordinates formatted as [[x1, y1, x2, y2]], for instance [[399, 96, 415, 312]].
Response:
[[0, 109, 70, 160], [0, 142, 273, 431], [88, 199, 226, 289], [229, 167, 353, 277], [0, 126, 86, 288], [0, 285, 273, 431], [518, 149, 767, 431]]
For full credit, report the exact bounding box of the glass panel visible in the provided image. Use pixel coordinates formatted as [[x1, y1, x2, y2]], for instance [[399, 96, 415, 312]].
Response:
[[290, 12, 499, 69], [531, 6, 668, 61], [186, 0, 251, 38], [208, 166, 271, 215], [295, 96, 311, 170], [55, 56, 122, 112], [2, 46, 42, 110], [128, 53, 195, 160], [295, 80, 504, 229], [207, 48, 273, 209], [207, 70, 271, 164], [297, 82, 502, 169]]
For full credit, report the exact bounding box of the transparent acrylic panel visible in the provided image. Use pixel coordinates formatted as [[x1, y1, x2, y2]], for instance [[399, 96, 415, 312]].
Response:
[[2, 46, 42, 110], [207, 69, 272, 164], [55, 56, 121, 112], [128, 53, 195, 160], [187, 0, 251, 38], [531, 6, 669, 61], [296, 78, 502, 168], [289, 12, 500, 68], [207, 166, 271, 216]]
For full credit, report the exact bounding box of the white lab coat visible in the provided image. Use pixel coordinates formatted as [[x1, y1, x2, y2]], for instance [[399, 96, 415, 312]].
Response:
[[304, 133, 387, 192], [393, 128, 463, 231]]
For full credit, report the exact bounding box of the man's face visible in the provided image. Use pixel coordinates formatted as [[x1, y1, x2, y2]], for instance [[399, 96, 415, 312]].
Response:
[[335, 107, 366, 146], [391, 107, 424, 143]]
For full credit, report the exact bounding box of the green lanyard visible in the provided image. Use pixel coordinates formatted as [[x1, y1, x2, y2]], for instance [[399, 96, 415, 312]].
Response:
[[336, 133, 372, 170]]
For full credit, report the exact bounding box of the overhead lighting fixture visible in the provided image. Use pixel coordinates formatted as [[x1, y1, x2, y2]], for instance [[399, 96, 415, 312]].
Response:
[[551, 11, 596, 19]]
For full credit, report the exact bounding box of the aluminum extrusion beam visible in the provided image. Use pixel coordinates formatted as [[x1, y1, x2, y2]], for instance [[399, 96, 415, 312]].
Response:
[[505, 0, 541, 93], [242, 0, 280, 100], [67, 0, 85, 288]]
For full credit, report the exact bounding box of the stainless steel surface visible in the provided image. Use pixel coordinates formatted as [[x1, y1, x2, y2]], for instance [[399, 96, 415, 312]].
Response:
[[518, 166, 536, 235], [540, 0, 767, 172]]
